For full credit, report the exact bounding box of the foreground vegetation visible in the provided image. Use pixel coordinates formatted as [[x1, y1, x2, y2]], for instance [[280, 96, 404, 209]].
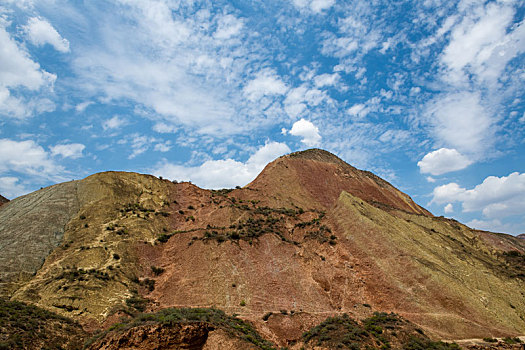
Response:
[[0, 297, 87, 349], [302, 312, 461, 349]]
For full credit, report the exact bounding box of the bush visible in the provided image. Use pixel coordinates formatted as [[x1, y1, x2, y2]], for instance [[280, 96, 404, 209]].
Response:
[[151, 266, 165, 276]]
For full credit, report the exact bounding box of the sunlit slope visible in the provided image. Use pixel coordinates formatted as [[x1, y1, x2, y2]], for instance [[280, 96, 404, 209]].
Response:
[[333, 191, 525, 338]]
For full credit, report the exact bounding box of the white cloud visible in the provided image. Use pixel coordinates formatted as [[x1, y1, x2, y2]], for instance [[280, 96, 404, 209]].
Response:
[[418, 148, 473, 175], [444, 203, 453, 213], [0, 177, 28, 199], [103, 116, 127, 130], [154, 141, 171, 152], [0, 23, 56, 118], [466, 218, 520, 234], [23, 17, 70, 53], [0, 139, 62, 178], [128, 134, 154, 159], [426, 176, 436, 183], [431, 172, 525, 220], [292, 0, 335, 13], [152, 122, 178, 133], [75, 101, 93, 112], [289, 119, 321, 146], [347, 103, 369, 119], [153, 142, 291, 189], [440, 2, 525, 86], [214, 14, 244, 40], [314, 73, 339, 87], [424, 92, 493, 154], [50, 143, 85, 159], [519, 112, 525, 123], [283, 85, 328, 118], [68, 2, 255, 136], [243, 69, 288, 102]]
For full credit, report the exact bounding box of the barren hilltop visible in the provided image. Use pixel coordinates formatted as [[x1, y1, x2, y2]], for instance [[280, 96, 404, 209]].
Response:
[[1, 149, 524, 349]]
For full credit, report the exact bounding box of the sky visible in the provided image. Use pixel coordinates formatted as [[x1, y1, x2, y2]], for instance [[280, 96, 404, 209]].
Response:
[[0, 0, 524, 235]]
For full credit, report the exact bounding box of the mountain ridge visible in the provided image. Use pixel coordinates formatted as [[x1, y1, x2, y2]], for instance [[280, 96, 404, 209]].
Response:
[[0, 149, 524, 348]]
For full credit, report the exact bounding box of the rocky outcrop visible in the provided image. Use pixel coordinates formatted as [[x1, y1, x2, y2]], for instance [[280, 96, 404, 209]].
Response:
[[88, 323, 211, 350], [0, 194, 8, 207]]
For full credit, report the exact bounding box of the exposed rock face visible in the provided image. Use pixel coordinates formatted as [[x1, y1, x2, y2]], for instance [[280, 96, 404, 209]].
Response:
[[88, 323, 211, 350], [1, 149, 524, 347], [518, 234, 525, 239], [0, 181, 80, 295]]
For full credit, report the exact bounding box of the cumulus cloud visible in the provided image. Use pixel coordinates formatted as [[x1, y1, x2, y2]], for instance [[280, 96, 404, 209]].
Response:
[[0, 139, 62, 178], [440, 1, 525, 86], [424, 92, 493, 154], [243, 69, 288, 102], [0, 23, 56, 118], [0, 177, 28, 199], [444, 203, 453, 213], [289, 119, 321, 146], [50, 143, 85, 159], [153, 142, 291, 189], [23, 17, 70, 53], [314, 73, 340, 87], [431, 172, 525, 220], [418, 148, 473, 175]]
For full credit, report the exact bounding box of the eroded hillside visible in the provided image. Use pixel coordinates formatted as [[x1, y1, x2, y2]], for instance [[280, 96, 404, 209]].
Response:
[[0, 149, 524, 348]]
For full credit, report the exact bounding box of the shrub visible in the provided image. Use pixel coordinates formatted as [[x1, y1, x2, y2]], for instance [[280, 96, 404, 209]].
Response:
[[151, 266, 165, 276]]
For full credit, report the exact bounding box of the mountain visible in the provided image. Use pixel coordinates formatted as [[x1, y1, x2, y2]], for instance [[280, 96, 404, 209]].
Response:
[[1, 149, 524, 349]]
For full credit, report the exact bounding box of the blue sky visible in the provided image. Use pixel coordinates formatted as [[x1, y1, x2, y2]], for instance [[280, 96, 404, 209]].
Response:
[[1, 0, 524, 235]]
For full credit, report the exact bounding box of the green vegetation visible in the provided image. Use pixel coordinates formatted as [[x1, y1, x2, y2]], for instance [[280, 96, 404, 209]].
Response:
[[86, 307, 277, 350], [500, 250, 525, 279], [151, 266, 165, 275], [0, 297, 86, 349], [503, 337, 523, 344], [302, 312, 460, 350], [57, 267, 111, 282], [404, 337, 461, 350]]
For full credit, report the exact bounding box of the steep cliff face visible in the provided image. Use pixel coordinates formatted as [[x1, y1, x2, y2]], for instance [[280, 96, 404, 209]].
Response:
[[1, 149, 524, 348], [0, 195, 8, 207]]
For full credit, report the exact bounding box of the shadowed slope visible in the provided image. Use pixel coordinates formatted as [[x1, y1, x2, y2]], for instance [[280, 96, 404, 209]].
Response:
[[0, 195, 8, 207]]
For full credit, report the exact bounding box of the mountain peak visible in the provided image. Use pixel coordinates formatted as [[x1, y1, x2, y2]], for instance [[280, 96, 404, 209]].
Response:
[[285, 148, 349, 166], [248, 148, 430, 215]]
